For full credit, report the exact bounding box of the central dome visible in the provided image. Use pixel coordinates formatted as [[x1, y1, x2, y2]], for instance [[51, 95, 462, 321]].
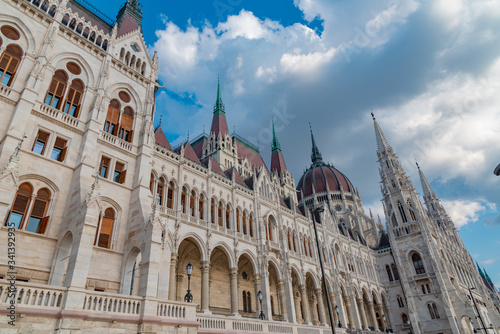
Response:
[[297, 162, 354, 200], [297, 128, 354, 201]]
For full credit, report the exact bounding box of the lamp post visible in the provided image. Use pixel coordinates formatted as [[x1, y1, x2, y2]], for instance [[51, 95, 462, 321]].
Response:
[[407, 320, 413, 334], [258, 290, 265, 320], [335, 305, 342, 328], [311, 206, 336, 334], [468, 287, 495, 333], [184, 262, 193, 303]]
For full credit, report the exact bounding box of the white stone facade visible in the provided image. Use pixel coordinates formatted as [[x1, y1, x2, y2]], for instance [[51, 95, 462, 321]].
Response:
[[0, 0, 499, 333]]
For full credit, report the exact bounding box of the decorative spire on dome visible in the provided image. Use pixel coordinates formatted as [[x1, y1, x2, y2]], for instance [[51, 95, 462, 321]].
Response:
[[310, 124, 322, 164], [271, 118, 281, 152], [372, 113, 392, 155]]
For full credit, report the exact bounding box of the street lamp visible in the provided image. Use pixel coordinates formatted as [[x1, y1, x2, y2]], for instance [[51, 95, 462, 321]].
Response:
[[311, 206, 336, 334], [184, 262, 193, 303], [383, 314, 388, 333], [407, 320, 413, 334], [469, 317, 478, 333], [258, 290, 265, 320], [335, 305, 342, 328]]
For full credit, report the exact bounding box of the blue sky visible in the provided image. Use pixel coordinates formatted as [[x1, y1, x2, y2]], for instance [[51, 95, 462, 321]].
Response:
[[97, 0, 500, 286]]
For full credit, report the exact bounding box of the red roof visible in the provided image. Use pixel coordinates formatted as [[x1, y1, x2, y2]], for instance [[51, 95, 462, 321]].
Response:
[[210, 113, 229, 136], [117, 13, 141, 38], [66, 2, 112, 33], [271, 151, 287, 175], [224, 167, 248, 188], [210, 157, 225, 176], [236, 140, 268, 173], [155, 127, 172, 150], [182, 142, 201, 164], [191, 139, 205, 160], [297, 163, 354, 198]]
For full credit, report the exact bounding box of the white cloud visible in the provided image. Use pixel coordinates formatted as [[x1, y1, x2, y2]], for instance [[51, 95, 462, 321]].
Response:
[[480, 259, 496, 265], [440, 199, 495, 228], [280, 48, 336, 74]]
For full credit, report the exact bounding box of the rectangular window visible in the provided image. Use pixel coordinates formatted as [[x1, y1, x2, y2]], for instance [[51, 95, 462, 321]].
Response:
[[45, 79, 66, 109], [32, 130, 50, 155], [99, 157, 110, 178], [113, 162, 126, 184], [0, 53, 19, 86], [50, 137, 67, 161]]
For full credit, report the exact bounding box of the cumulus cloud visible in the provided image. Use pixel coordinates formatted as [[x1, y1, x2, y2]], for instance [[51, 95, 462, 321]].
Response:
[[481, 259, 496, 265], [440, 199, 496, 228], [150, 0, 500, 228]]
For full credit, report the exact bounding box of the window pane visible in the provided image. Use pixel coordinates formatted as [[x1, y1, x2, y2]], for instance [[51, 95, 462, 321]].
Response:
[[33, 140, 45, 155], [69, 105, 77, 117], [99, 166, 107, 178], [26, 217, 41, 233], [1, 73, 12, 85], [113, 171, 121, 182], [7, 212, 23, 229], [64, 102, 70, 113], [45, 94, 53, 105], [51, 146, 62, 160], [51, 96, 60, 108]]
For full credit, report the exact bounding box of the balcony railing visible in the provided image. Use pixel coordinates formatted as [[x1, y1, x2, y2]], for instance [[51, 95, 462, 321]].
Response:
[[83, 292, 142, 314], [38, 104, 80, 128], [0, 281, 65, 309], [100, 131, 133, 152]]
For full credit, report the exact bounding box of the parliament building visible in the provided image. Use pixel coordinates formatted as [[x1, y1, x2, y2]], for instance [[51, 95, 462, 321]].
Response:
[[0, 0, 499, 333]]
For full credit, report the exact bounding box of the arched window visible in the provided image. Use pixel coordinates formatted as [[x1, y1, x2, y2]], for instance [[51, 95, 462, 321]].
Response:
[[0, 45, 23, 86], [119, 106, 134, 142], [428, 303, 439, 319], [157, 177, 165, 205], [397, 296, 404, 308], [198, 194, 204, 219], [218, 201, 223, 226], [63, 79, 84, 117], [268, 217, 273, 241], [69, 18, 76, 30], [432, 303, 439, 319], [181, 187, 187, 214], [44, 70, 68, 109], [61, 14, 69, 26], [249, 214, 254, 237], [392, 263, 400, 280], [6, 183, 51, 234], [167, 181, 174, 209], [243, 291, 247, 312], [149, 173, 154, 194], [247, 292, 251, 312], [48, 5, 56, 17], [75, 22, 83, 34], [287, 230, 291, 250], [303, 238, 308, 256], [308, 239, 312, 258], [386, 265, 393, 282], [402, 313, 408, 324], [293, 233, 297, 252], [104, 99, 120, 135], [398, 202, 408, 223], [83, 27, 89, 38], [242, 211, 247, 234], [225, 204, 230, 229], [190, 191, 196, 216], [210, 198, 215, 224], [95, 208, 114, 249], [412, 253, 425, 274], [407, 199, 416, 221], [236, 208, 241, 232]]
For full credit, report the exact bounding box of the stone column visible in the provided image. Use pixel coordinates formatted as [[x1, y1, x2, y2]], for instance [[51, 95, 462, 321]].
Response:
[[168, 253, 177, 300], [283, 272, 297, 323], [377, 304, 386, 331], [294, 294, 303, 323], [229, 267, 239, 316], [299, 285, 312, 325], [254, 274, 262, 314], [278, 280, 288, 321], [176, 274, 184, 301], [368, 301, 379, 330], [200, 261, 210, 313], [349, 295, 363, 329], [357, 298, 368, 330], [315, 289, 327, 326]]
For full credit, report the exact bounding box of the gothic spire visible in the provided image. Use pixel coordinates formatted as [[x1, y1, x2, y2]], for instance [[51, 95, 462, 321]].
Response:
[[210, 77, 229, 136], [310, 124, 322, 164], [271, 118, 281, 152], [214, 76, 225, 115], [372, 113, 392, 155], [417, 162, 436, 199]]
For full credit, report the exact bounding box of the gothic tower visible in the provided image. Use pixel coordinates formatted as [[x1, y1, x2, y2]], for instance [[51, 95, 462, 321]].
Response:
[[373, 114, 462, 334]]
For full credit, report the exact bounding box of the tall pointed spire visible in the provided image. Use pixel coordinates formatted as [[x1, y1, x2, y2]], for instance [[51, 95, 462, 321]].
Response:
[[271, 118, 281, 152], [214, 76, 225, 115], [372, 113, 392, 155], [210, 77, 229, 136], [417, 162, 436, 199], [310, 124, 322, 164], [271, 118, 288, 175]]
